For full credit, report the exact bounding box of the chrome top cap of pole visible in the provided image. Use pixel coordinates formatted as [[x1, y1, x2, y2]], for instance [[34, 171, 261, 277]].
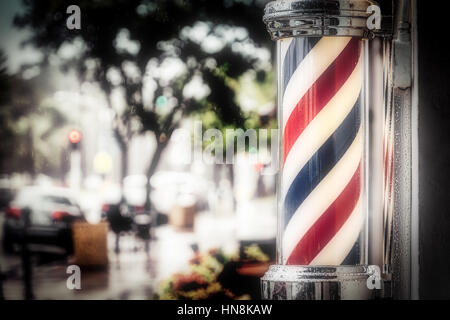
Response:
[[263, 0, 393, 40]]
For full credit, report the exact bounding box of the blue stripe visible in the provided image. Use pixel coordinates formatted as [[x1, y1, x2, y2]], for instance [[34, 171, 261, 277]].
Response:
[[283, 99, 361, 229], [283, 37, 320, 96]]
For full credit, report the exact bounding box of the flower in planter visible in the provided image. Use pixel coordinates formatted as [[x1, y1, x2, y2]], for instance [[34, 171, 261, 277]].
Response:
[[156, 245, 270, 300], [243, 244, 270, 262]]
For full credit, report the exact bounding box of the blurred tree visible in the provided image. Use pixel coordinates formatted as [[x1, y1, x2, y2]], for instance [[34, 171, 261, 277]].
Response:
[[0, 51, 37, 175], [0, 51, 71, 177], [14, 0, 273, 209], [194, 69, 276, 205]]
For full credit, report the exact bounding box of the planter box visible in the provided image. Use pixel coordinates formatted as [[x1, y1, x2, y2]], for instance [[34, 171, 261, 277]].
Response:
[[169, 195, 197, 230], [72, 222, 109, 267]]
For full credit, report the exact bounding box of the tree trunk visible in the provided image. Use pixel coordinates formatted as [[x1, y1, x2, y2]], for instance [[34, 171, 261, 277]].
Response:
[[226, 163, 236, 212], [26, 128, 35, 179], [213, 163, 221, 188], [120, 143, 128, 197], [144, 142, 165, 212]]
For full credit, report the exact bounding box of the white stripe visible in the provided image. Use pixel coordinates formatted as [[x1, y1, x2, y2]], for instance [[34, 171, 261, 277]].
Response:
[[309, 198, 364, 265], [282, 129, 362, 264], [282, 37, 351, 129], [281, 55, 362, 199]]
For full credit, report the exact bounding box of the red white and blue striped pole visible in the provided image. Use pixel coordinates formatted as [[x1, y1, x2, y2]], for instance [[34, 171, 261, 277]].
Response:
[[280, 36, 364, 266], [261, 0, 393, 300]]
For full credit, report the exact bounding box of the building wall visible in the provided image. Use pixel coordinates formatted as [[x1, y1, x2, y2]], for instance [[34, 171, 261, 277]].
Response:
[[417, 2, 450, 299]]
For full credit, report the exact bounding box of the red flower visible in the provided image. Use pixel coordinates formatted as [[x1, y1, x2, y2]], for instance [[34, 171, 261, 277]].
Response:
[[173, 273, 208, 292]]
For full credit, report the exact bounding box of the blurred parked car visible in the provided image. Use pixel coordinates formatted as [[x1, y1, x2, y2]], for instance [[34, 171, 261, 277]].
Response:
[[0, 186, 15, 211], [0, 176, 16, 210], [2, 186, 85, 254]]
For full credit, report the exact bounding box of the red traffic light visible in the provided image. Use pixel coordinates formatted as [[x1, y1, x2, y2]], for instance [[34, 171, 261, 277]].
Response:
[[68, 130, 82, 144]]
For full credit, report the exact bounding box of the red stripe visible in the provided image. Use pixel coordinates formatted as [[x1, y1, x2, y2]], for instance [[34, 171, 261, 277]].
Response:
[[283, 38, 361, 165], [286, 165, 361, 265]]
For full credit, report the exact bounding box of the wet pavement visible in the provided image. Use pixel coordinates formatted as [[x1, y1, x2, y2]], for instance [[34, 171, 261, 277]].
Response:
[[0, 216, 196, 300], [1, 236, 154, 299], [0, 197, 276, 300]]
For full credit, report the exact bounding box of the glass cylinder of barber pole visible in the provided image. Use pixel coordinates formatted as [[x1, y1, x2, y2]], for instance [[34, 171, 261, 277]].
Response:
[[261, 0, 392, 300], [278, 35, 366, 266]]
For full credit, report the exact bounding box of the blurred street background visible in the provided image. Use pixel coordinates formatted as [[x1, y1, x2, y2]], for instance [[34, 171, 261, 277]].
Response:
[[0, 0, 277, 300]]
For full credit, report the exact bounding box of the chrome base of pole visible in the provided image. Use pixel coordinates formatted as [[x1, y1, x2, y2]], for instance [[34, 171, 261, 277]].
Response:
[[261, 265, 385, 300]]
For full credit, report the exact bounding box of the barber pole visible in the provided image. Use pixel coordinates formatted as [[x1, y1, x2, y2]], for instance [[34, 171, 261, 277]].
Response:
[[261, 0, 395, 300], [281, 36, 364, 265]]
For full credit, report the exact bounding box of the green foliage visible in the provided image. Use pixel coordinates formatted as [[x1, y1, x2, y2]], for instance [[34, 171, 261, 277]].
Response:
[[13, 0, 274, 189], [14, 0, 272, 138]]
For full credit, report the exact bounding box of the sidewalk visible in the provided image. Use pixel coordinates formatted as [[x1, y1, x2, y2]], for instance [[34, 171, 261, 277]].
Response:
[[0, 197, 276, 300]]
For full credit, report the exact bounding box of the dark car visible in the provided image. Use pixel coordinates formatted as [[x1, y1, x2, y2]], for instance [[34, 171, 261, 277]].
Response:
[[2, 186, 85, 254], [0, 186, 15, 210]]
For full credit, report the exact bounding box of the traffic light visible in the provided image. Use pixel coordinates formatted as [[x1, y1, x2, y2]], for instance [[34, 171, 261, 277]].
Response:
[[68, 129, 82, 149]]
